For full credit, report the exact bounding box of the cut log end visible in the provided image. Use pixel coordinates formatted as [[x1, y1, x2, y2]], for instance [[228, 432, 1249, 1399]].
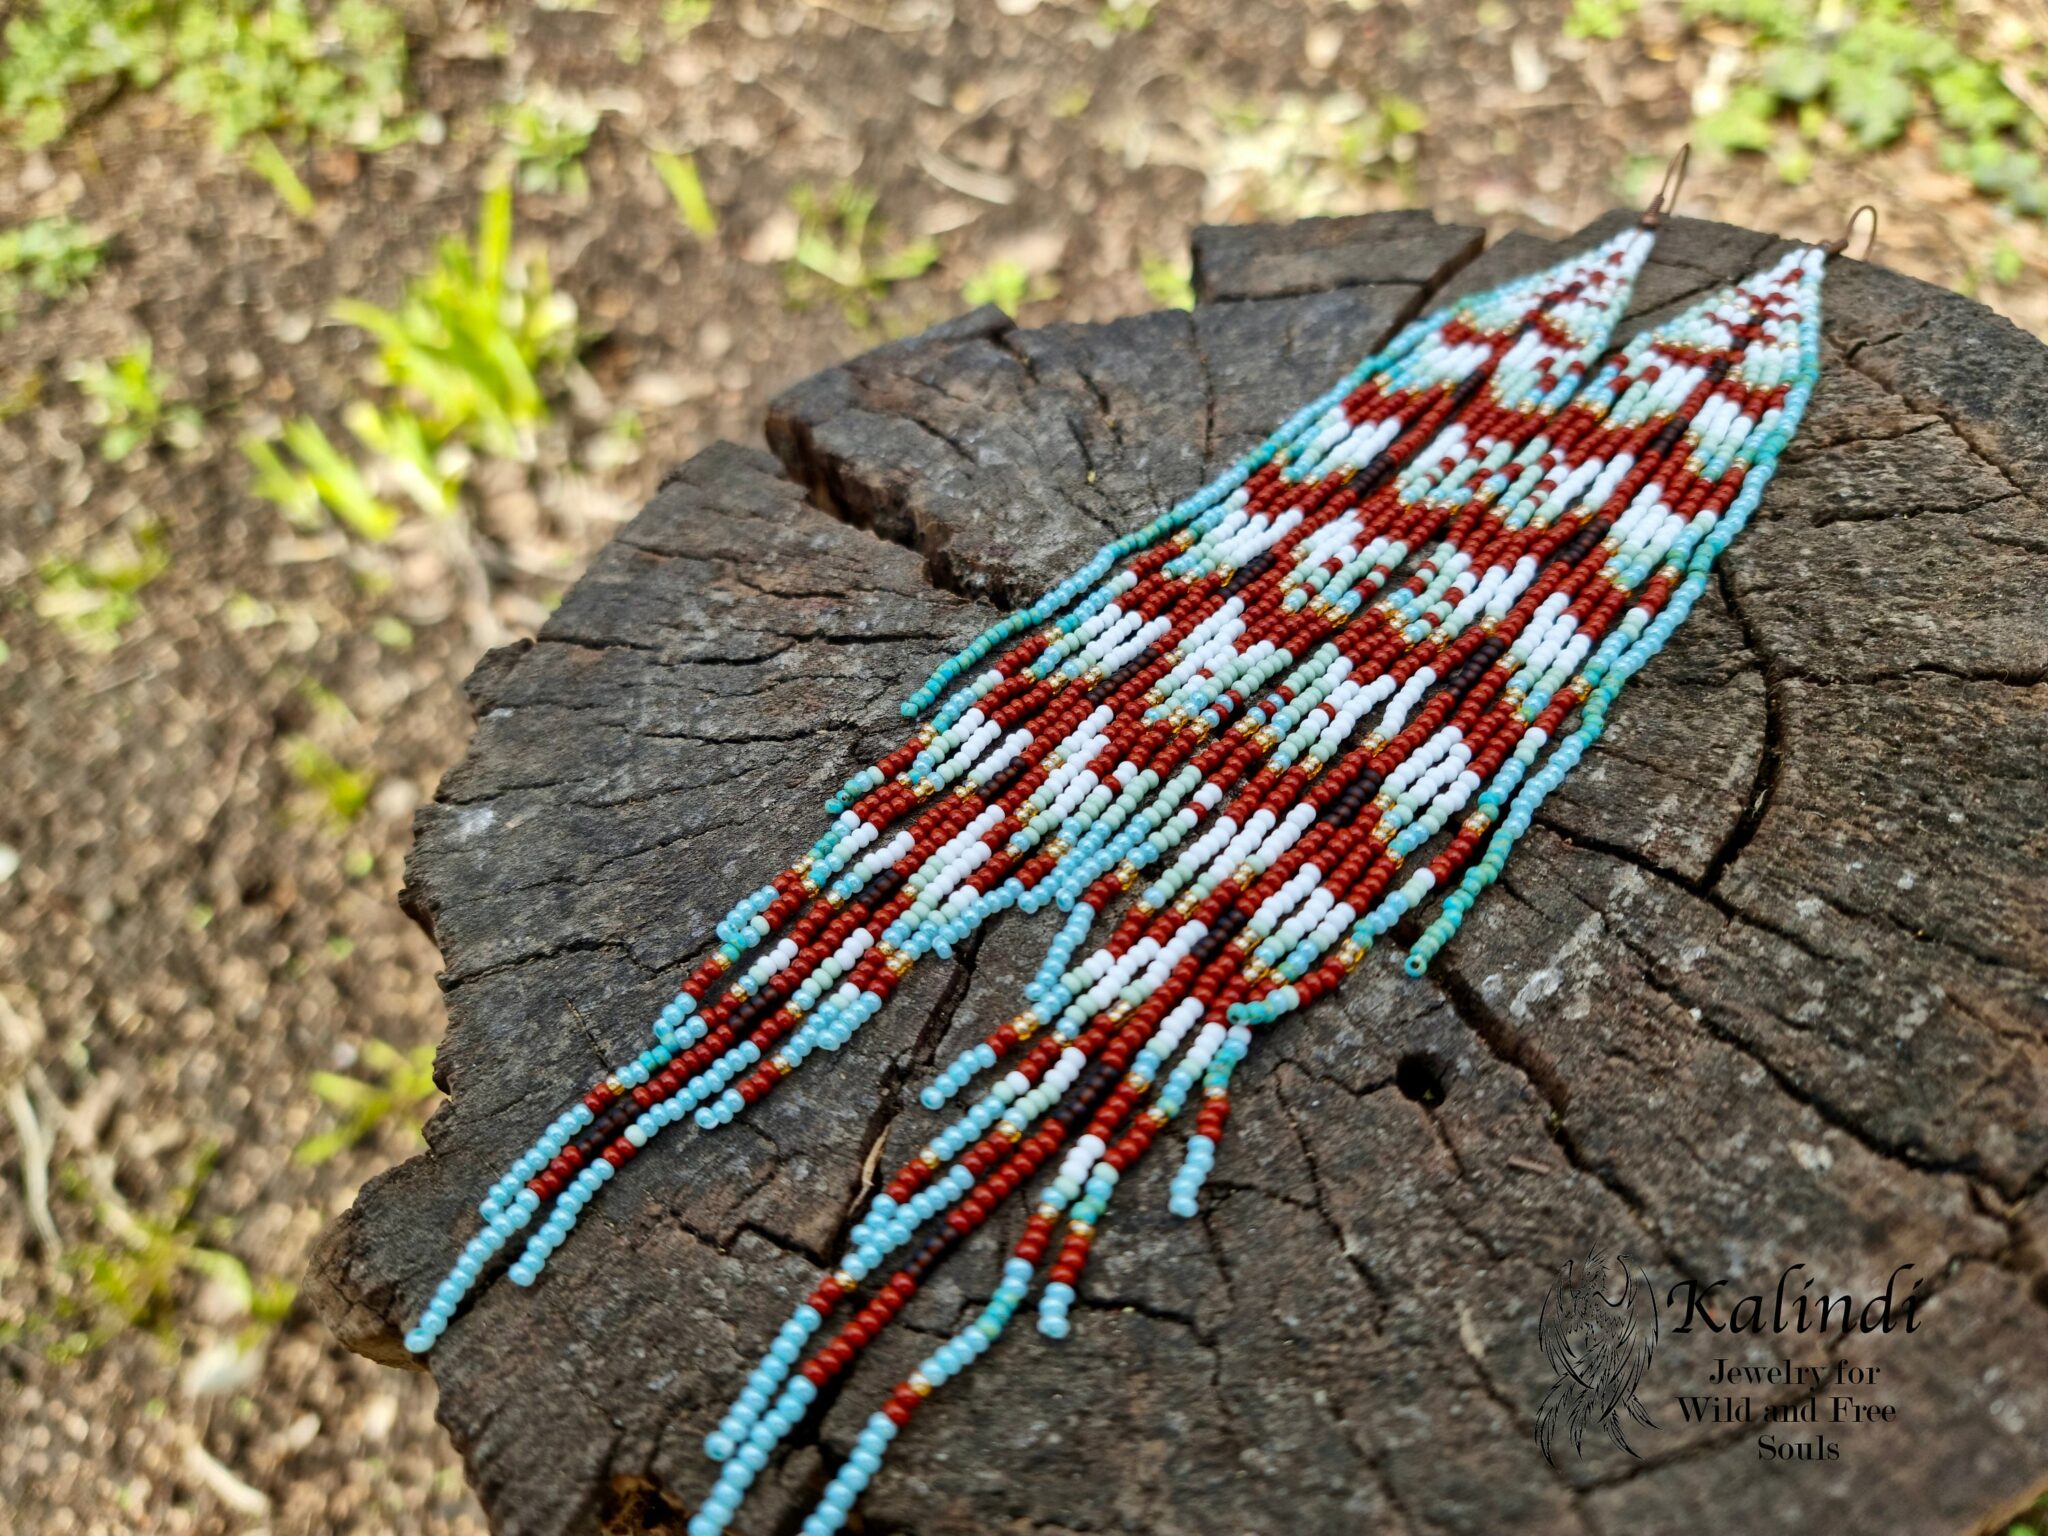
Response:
[[308, 212, 2048, 1536]]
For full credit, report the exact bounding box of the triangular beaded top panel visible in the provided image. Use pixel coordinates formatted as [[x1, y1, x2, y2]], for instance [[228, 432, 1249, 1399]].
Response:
[[401, 228, 1832, 1536], [897, 226, 1655, 721]]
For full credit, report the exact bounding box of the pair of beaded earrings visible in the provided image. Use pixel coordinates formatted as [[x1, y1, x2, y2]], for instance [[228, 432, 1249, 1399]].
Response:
[[408, 155, 1871, 1535]]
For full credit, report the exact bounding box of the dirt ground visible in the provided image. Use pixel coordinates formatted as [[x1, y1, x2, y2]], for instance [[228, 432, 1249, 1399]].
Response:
[[2, 2, 2042, 1532]]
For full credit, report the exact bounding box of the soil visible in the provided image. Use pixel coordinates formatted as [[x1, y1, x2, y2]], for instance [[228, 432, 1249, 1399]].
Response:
[[1, 2, 2041, 1533]]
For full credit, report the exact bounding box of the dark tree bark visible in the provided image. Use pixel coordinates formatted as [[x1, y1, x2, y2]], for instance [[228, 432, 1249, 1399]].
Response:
[[308, 211, 2048, 1536]]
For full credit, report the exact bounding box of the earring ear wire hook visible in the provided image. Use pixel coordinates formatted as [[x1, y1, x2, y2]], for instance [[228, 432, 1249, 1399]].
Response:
[[1822, 204, 1879, 260], [1640, 144, 1691, 228]]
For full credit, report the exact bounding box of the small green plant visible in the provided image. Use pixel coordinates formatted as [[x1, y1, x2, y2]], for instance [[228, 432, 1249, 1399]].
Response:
[[50, 1146, 294, 1358], [1601, 1, 2048, 217], [68, 341, 200, 461], [1098, 0, 1152, 34], [333, 183, 577, 462], [497, 92, 601, 197], [246, 132, 315, 216], [785, 183, 941, 329], [35, 521, 169, 649], [281, 734, 373, 825], [1140, 253, 1195, 310], [342, 398, 461, 517], [1, 0, 417, 151], [175, 0, 414, 146], [1961, 236, 2031, 297], [1566, 0, 1639, 39], [248, 185, 580, 537], [245, 417, 399, 538], [2006, 1493, 2048, 1536], [652, 148, 718, 238], [662, 0, 711, 37], [1990, 240, 2025, 287], [1207, 92, 1426, 219], [0, 215, 106, 325], [960, 259, 1056, 317], [0, 0, 163, 148], [296, 1037, 440, 1165]]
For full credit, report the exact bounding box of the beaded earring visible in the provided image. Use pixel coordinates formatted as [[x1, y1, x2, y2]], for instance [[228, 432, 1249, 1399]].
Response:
[[679, 223, 1848, 1536], [400, 168, 1685, 1361], [392, 167, 1884, 1536]]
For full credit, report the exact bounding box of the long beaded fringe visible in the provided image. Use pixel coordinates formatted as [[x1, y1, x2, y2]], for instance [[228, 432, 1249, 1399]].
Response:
[[404, 227, 1831, 1536]]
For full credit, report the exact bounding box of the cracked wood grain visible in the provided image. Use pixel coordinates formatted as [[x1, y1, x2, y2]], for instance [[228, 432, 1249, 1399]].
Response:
[[310, 215, 2048, 1536]]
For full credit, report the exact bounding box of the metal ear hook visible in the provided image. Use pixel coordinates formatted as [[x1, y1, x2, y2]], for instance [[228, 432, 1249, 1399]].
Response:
[[1822, 204, 1879, 260], [1640, 144, 1691, 228]]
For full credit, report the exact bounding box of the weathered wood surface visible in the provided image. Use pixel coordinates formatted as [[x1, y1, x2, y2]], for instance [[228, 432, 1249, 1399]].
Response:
[[308, 211, 2048, 1536]]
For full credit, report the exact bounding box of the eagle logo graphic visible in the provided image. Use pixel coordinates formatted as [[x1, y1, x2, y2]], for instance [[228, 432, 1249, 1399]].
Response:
[[1535, 1251, 1659, 1464]]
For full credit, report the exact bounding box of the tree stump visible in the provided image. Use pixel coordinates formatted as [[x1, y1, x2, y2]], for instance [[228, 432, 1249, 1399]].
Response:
[[308, 212, 2048, 1536]]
